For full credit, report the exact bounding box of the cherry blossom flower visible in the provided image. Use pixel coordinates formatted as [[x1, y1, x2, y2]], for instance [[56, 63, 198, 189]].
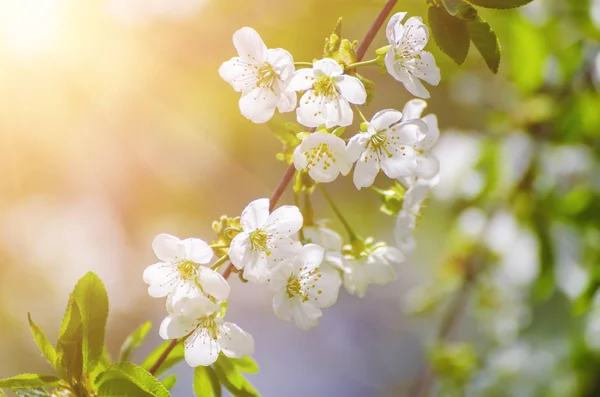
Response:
[[159, 295, 254, 367], [219, 27, 296, 123], [347, 109, 427, 190], [143, 234, 230, 305], [303, 223, 347, 274], [270, 244, 341, 330], [287, 58, 366, 128], [401, 99, 440, 179], [385, 12, 440, 98], [343, 241, 404, 297], [293, 132, 353, 183], [229, 198, 303, 283]]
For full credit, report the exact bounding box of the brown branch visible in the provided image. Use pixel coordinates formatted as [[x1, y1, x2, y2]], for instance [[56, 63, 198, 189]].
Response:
[[147, 0, 399, 378]]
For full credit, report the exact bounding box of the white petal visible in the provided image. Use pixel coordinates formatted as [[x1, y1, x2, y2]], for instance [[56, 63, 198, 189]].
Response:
[[277, 91, 297, 113], [218, 58, 247, 91], [296, 91, 326, 127], [370, 109, 403, 131], [174, 294, 219, 318], [266, 48, 295, 81], [308, 162, 339, 183], [168, 282, 204, 314], [402, 17, 429, 52], [287, 68, 315, 92], [229, 233, 251, 270], [293, 144, 309, 171], [304, 226, 342, 252], [307, 267, 341, 308], [239, 88, 278, 123], [152, 233, 181, 262], [410, 52, 440, 86], [233, 27, 267, 64], [185, 331, 220, 367], [381, 147, 418, 179], [378, 246, 405, 264], [343, 261, 370, 297], [182, 238, 213, 264], [323, 252, 347, 272], [385, 48, 402, 81], [159, 314, 197, 340], [144, 263, 179, 298], [353, 150, 380, 189], [269, 235, 303, 263], [325, 98, 353, 128], [336, 75, 366, 105], [366, 260, 397, 285], [313, 58, 343, 77], [346, 134, 368, 163], [197, 266, 230, 301], [272, 291, 294, 322], [403, 70, 431, 99], [402, 99, 428, 120], [294, 243, 324, 270], [417, 114, 440, 151], [265, 205, 303, 235], [386, 12, 407, 44], [291, 301, 322, 330], [270, 261, 295, 291], [242, 252, 271, 283], [218, 322, 255, 358], [395, 212, 416, 252], [415, 153, 440, 179], [240, 198, 270, 231]]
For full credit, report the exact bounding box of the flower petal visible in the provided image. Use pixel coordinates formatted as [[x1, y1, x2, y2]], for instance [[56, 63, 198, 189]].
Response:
[[402, 99, 427, 121], [402, 17, 429, 52], [270, 261, 295, 291], [218, 57, 247, 92], [185, 331, 220, 367], [239, 88, 278, 123], [144, 263, 179, 298], [303, 226, 343, 252], [366, 260, 397, 285], [417, 114, 440, 151], [159, 314, 197, 340], [381, 147, 418, 179], [265, 205, 303, 235], [370, 109, 403, 132], [266, 48, 295, 81], [346, 133, 368, 163], [402, 70, 430, 99], [291, 301, 322, 330], [415, 153, 440, 179], [198, 266, 230, 301], [272, 291, 294, 322], [182, 238, 213, 264], [242, 252, 271, 283], [294, 243, 324, 271], [152, 233, 181, 262], [233, 27, 267, 64], [287, 68, 315, 92], [353, 150, 380, 189], [229, 233, 251, 270], [324, 98, 353, 128], [307, 267, 341, 308], [174, 294, 219, 318], [336, 75, 366, 105], [313, 58, 343, 77], [276, 91, 297, 113], [386, 12, 407, 44], [240, 198, 270, 231], [296, 91, 326, 127], [269, 235, 303, 263], [219, 322, 255, 359]]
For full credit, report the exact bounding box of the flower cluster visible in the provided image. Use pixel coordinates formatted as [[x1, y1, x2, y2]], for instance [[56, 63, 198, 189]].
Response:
[[143, 11, 441, 368]]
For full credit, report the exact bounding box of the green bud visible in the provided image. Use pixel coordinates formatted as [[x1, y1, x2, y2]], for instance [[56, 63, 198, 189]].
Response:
[[360, 122, 369, 132], [429, 342, 477, 388]]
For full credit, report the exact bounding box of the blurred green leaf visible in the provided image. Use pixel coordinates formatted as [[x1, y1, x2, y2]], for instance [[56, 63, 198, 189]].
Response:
[[0, 374, 59, 389], [55, 297, 83, 385], [71, 272, 109, 373], [96, 362, 171, 397], [119, 321, 152, 362], [141, 342, 184, 377], [228, 357, 259, 374], [194, 367, 221, 397], [509, 15, 547, 93], [213, 355, 260, 397], [160, 375, 177, 391], [466, 0, 534, 8], [428, 6, 470, 65], [97, 378, 154, 397], [13, 389, 51, 397], [467, 16, 501, 73], [27, 313, 57, 369]]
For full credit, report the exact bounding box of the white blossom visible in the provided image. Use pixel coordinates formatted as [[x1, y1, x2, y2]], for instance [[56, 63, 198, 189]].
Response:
[[303, 223, 347, 273], [395, 175, 438, 252], [159, 295, 254, 367], [287, 58, 366, 128], [270, 244, 341, 330], [402, 99, 440, 179], [343, 242, 404, 297], [293, 132, 353, 183], [219, 27, 296, 123], [229, 198, 303, 283], [385, 12, 440, 99], [143, 234, 230, 305], [347, 109, 427, 190]]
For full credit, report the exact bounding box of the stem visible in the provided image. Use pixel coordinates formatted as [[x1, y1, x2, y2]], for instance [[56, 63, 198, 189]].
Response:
[[346, 59, 378, 69], [210, 255, 230, 271], [294, 61, 313, 67], [294, 190, 306, 242], [354, 105, 369, 123], [318, 184, 358, 241], [146, 0, 399, 377]]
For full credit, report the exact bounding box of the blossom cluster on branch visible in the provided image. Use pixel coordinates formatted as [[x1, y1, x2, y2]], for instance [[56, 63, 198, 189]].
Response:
[[143, 11, 442, 368]]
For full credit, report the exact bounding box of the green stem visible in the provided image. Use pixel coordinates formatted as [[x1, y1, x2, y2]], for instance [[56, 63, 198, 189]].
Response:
[[318, 184, 358, 241], [294, 61, 313, 67], [354, 105, 369, 123], [346, 58, 378, 69], [211, 255, 230, 271], [294, 190, 306, 242]]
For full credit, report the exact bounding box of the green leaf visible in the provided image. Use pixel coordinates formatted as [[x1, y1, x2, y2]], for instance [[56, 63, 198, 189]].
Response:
[[119, 321, 152, 362], [508, 15, 547, 93], [13, 389, 51, 397], [441, 0, 478, 20], [96, 362, 171, 397], [466, 16, 500, 73], [193, 367, 221, 397], [0, 374, 60, 389], [72, 272, 109, 373], [97, 378, 155, 397], [229, 357, 259, 374], [466, 0, 534, 9], [27, 313, 57, 369], [213, 356, 260, 397], [141, 342, 184, 377], [428, 6, 470, 65], [160, 375, 177, 391], [55, 297, 83, 384]]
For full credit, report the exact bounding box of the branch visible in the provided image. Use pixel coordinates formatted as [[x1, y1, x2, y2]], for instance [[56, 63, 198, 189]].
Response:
[[147, 0, 399, 377]]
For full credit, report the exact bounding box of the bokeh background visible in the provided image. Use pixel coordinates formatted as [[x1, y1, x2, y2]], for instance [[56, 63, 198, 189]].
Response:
[[1, 0, 599, 396]]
